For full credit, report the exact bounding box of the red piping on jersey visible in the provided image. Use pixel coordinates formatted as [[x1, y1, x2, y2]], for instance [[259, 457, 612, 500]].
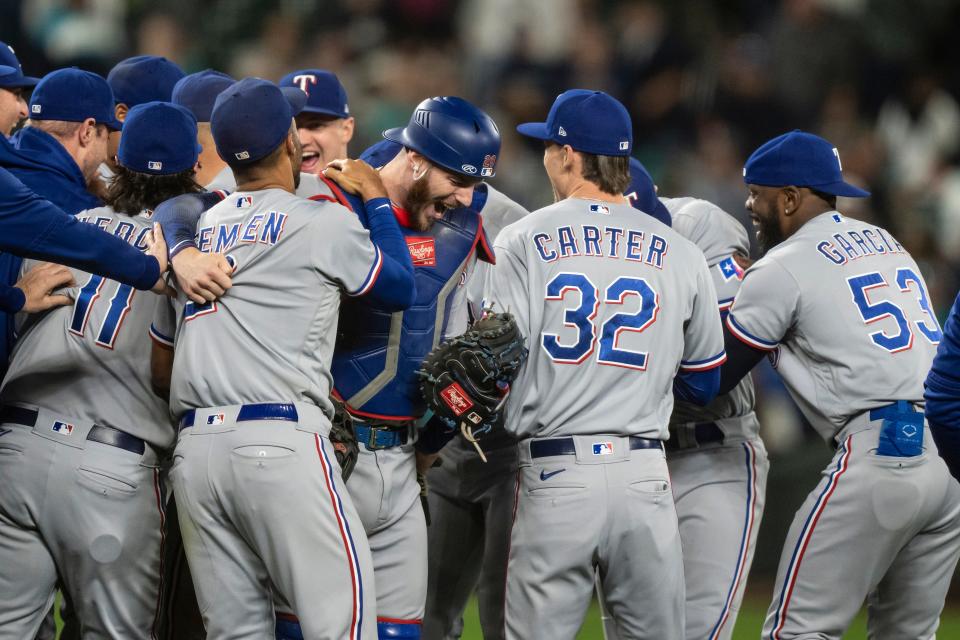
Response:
[[275, 612, 299, 622], [330, 389, 418, 424], [318, 175, 353, 210]]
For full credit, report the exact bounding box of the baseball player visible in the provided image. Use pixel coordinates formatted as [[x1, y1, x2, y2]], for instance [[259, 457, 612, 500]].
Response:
[[420, 182, 529, 640], [103, 55, 185, 173], [149, 77, 415, 639], [599, 164, 769, 640], [0, 68, 170, 373], [926, 292, 960, 481], [0, 100, 198, 639], [490, 89, 725, 639], [319, 96, 499, 640], [158, 66, 351, 309], [720, 130, 960, 638], [0, 41, 39, 137], [280, 68, 354, 175]]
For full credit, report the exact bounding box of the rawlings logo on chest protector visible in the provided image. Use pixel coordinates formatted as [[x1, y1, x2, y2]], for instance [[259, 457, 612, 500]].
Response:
[[406, 237, 437, 266]]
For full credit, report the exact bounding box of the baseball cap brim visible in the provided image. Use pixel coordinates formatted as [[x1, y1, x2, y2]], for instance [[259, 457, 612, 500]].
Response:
[[280, 87, 308, 117], [815, 180, 870, 198], [0, 65, 40, 88], [516, 122, 552, 141], [381, 126, 407, 147], [299, 104, 348, 118]]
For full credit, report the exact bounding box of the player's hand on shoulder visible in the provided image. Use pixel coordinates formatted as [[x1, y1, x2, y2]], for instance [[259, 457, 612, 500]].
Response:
[[16, 262, 75, 312], [323, 158, 388, 201], [171, 246, 234, 303]]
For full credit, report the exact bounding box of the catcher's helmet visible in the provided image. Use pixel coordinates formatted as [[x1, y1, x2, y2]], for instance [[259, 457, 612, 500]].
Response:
[[383, 96, 500, 178]]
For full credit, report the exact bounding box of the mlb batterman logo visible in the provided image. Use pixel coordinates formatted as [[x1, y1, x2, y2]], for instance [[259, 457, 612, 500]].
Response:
[[51, 421, 75, 435], [481, 154, 497, 177], [206, 413, 226, 426], [147, 161, 163, 171], [235, 151, 250, 161], [31, 104, 41, 114], [593, 441, 614, 456], [440, 382, 474, 417]]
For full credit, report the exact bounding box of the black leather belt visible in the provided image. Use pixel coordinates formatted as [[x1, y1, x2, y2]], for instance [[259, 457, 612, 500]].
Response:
[[665, 422, 724, 452], [529, 436, 662, 459], [0, 405, 146, 455]]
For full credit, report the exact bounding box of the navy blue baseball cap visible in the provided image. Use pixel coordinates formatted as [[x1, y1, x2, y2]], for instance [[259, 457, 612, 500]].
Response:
[[172, 69, 236, 122], [279, 69, 349, 118], [0, 41, 40, 89], [517, 89, 632, 157], [118, 101, 201, 175], [29, 68, 123, 130], [211, 77, 308, 165], [107, 55, 185, 107], [744, 130, 869, 198], [626, 158, 671, 225]]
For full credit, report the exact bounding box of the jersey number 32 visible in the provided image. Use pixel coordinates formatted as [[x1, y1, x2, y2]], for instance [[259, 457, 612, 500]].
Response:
[[541, 272, 659, 370]]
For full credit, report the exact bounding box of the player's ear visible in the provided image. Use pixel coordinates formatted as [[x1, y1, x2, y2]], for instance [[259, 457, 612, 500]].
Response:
[[341, 117, 355, 143], [78, 118, 97, 146], [114, 103, 128, 124], [781, 186, 801, 216]]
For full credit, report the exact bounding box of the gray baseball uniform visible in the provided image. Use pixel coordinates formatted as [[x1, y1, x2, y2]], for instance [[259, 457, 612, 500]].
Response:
[[157, 189, 382, 639], [423, 185, 528, 640], [598, 197, 769, 640], [206, 166, 342, 204], [726, 211, 960, 639], [486, 197, 725, 640], [0, 208, 169, 639]]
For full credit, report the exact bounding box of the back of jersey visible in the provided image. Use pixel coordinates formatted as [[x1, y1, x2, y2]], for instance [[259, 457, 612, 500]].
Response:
[[166, 189, 379, 417], [487, 198, 725, 440], [727, 211, 941, 439], [1, 207, 173, 449]]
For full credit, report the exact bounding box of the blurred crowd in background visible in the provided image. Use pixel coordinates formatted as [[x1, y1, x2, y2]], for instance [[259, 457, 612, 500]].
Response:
[[4, 0, 960, 456]]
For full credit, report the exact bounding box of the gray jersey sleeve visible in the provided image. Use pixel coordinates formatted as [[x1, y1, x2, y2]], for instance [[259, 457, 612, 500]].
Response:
[[681, 256, 727, 370], [311, 205, 380, 295], [483, 239, 530, 344], [150, 293, 178, 348], [727, 257, 800, 350]]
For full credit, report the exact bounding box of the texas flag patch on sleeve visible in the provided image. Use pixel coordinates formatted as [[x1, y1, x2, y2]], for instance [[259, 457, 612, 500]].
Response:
[[718, 256, 745, 282]]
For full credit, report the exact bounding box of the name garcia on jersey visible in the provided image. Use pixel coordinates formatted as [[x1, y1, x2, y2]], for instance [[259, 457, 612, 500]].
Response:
[[533, 224, 669, 269], [816, 219, 905, 266]]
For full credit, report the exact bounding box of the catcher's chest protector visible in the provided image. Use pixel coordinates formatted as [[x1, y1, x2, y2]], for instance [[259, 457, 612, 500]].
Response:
[[332, 205, 493, 420]]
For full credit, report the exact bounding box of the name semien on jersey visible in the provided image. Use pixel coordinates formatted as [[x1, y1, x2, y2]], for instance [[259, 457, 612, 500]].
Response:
[[816, 222, 905, 266], [532, 224, 669, 268], [195, 209, 288, 252]]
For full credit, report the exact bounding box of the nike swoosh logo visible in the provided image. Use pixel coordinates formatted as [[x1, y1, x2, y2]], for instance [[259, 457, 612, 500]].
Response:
[[540, 468, 565, 481], [0, 428, 11, 437]]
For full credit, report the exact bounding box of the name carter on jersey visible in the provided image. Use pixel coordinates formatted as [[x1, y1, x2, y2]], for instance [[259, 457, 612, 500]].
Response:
[[533, 224, 669, 269]]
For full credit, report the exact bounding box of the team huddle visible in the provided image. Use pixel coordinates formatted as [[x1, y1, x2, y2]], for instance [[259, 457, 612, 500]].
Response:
[[1, 44, 959, 640]]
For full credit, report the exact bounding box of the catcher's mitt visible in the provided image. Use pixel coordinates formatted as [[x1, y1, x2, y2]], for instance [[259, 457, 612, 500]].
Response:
[[417, 311, 528, 460], [329, 397, 359, 481]]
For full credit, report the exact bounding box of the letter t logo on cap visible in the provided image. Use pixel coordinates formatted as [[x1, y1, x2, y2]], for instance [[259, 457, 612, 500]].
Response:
[[293, 74, 316, 95]]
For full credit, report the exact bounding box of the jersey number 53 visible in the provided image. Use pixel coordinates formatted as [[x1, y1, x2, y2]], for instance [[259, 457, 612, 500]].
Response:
[[541, 272, 659, 370], [847, 267, 942, 353]]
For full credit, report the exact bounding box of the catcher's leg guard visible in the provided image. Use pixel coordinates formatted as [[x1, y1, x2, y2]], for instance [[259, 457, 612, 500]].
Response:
[[275, 613, 303, 640], [378, 617, 422, 638]]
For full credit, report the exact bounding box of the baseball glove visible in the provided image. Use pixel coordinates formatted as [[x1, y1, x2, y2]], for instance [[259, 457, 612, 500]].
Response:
[[417, 311, 528, 460], [329, 397, 359, 481]]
